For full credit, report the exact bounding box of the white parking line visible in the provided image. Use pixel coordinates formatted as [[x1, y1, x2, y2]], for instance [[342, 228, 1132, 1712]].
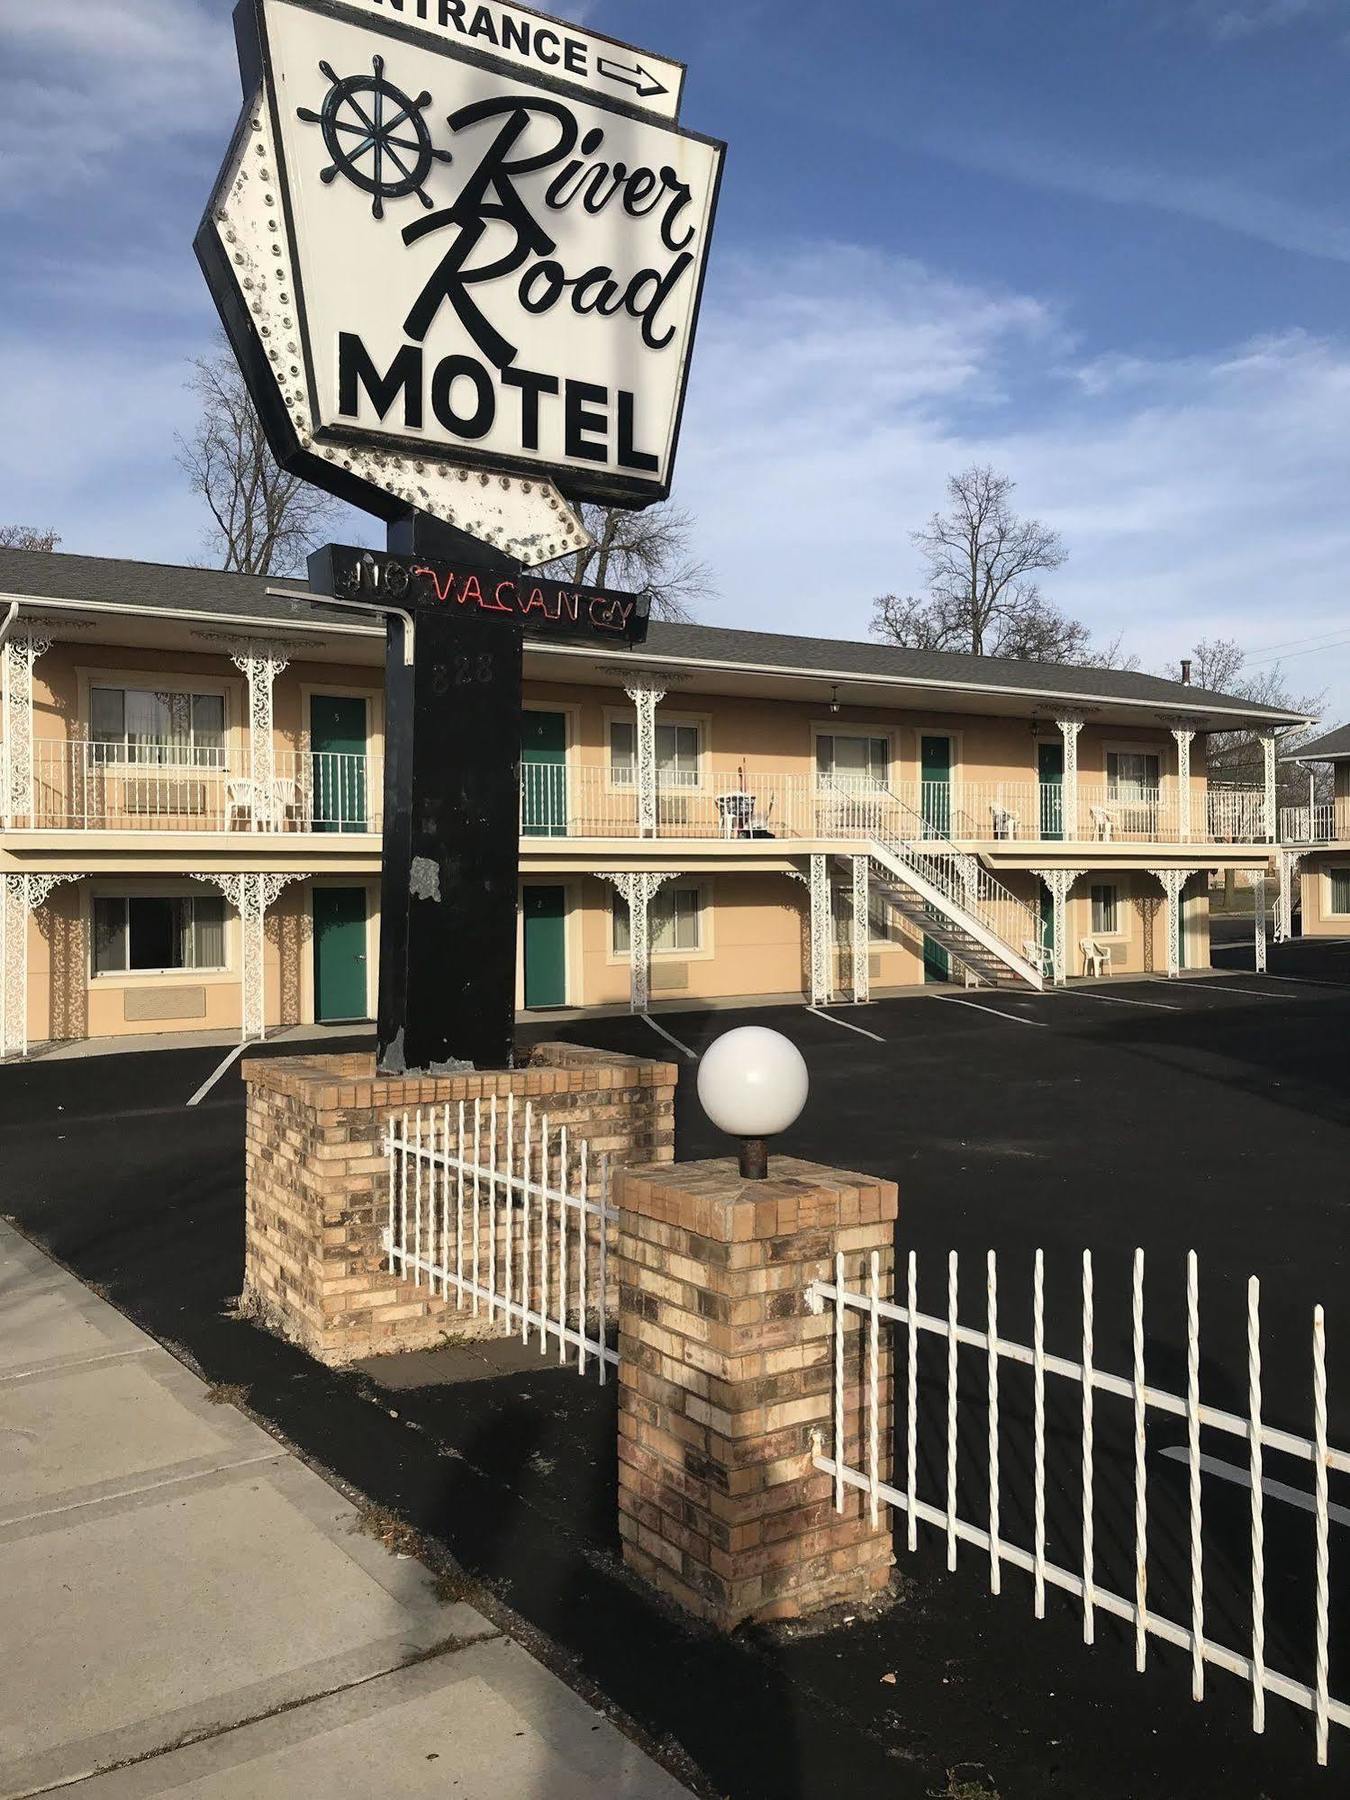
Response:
[[640, 1012, 697, 1061], [1225, 971, 1350, 992], [930, 995, 1048, 1028], [805, 1006, 886, 1043], [186, 1041, 245, 1106], [1055, 988, 1183, 1012], [1177, 980, 1288, 1001], [1160, 1447, 1350, 1529]]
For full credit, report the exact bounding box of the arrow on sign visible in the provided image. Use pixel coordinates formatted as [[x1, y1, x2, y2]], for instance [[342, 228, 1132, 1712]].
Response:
[[595, 55, 668, 101]]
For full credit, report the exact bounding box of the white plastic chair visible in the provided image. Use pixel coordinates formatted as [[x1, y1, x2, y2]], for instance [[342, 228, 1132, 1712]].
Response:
[[991, 804, 1019, 840], [1024, 938, 1054, 980], [1080, 937, 1112, 978], [1089, 805, 1113, 841]]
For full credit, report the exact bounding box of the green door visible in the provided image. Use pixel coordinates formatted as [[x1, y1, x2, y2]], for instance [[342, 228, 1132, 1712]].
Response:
[[310, 695, 368, 832], [922, 923, 951, 984], [523, 885, 566, 1007], [1038, 742, 1064, 840], [313, 886, 368, 1022], [920, 735, 952, 837], [522, 711, 567, 836]]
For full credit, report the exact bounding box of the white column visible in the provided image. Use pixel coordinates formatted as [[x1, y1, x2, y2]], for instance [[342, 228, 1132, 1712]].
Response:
[[1242, 868, 1268, 973], [851, 854, 870, 1004], [231, 645, 292, 831], [2, 629, 52, 828], [1275, 849, 1304, 942], [623, 679, 667, 839], [1057, 718, 1083, 839], [1171, 728, 1195, 843], [1032, 868, 1086, 985], [190, 871, 308, 1042], [1260, 731, 1277, 844], [808, 853, 831, 1006], [1, 873, 85, 1059], [606, 872, 673, 1012], [1148, 868, 1189, 978]]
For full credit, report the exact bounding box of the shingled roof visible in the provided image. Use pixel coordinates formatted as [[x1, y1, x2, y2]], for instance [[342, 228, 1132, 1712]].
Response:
[[0, 546, 1307, 725], [1282, 723, 1350, 760]]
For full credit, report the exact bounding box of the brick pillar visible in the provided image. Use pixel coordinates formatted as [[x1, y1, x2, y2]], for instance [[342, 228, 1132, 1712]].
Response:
[[615, 1156, 897, 1629]]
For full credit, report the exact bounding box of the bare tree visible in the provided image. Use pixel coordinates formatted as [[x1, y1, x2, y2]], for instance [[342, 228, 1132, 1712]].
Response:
[[872, 465, 1126, 665], [0, 525, 61, 551], [1179, 636, 1324, 806], [176, 342, 336, 575], [545, 501, 711, 623]]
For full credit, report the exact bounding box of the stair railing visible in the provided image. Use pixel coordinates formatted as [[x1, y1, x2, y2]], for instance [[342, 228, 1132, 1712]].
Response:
[[819, 778, 1042, 974]]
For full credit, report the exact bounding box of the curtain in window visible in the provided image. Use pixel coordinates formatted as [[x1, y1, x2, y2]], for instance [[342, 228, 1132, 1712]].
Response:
[[1331, 869, 1350, 915], [1091, 885, 1119, 933]]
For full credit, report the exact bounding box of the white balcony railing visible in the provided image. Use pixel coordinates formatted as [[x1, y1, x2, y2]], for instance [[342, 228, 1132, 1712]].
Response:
[[8, 741, 1271, 848], [1280, 798, 1350, 845], [16, 741, 381, 833]]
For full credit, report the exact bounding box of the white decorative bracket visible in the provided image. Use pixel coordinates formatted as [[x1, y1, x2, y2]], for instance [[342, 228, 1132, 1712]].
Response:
[[189, 870, 310, 1042], [622, 678, 668, 839], [2, 629, 52, 828], [1275, 848, 1305, 943], [1147, 868, 1190, 977], [851, 854, 870, 1004], [1056, 717, 1085, 840], [1, 871, 85, 1059], [809, 853, 831, 1006], [1032, 867, 1086, 985], [1259, 732, 1278, 844], [1241, 867, 1269, 972], [605, 871, 674, 1012], [1170, 727, 1195, 842]]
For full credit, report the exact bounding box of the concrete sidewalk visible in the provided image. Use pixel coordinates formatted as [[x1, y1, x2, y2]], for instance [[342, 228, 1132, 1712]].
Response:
[[0, 1221, 690, 1799]]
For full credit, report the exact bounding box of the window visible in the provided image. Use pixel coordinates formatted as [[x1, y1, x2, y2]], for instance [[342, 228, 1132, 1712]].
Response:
[[609, 720, 701, 788], [1090, 884, 1119, 934], [612, 885, 701, 955], [91, 687, 225, 766], [1330, 869, 1350, 915], [816, 733, 889, 789], [92, 895, 226, 974], [1106, 751, 1160, 798]]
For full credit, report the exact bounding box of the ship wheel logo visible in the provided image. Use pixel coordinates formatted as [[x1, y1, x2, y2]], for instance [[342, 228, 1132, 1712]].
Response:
[[296, 55, 451, 219]]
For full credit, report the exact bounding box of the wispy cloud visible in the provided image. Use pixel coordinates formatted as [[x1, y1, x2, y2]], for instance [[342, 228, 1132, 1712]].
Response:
[[1187, 0, 1339, 40], [676, 244, 1350, 710]]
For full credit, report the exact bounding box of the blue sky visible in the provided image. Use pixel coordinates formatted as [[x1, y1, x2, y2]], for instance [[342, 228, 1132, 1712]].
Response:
[[3, 0, 1350, 717]]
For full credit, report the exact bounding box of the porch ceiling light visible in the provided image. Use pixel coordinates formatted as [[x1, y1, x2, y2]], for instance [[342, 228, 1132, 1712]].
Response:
[[697, 1026, 809, 1181], [829, 685, 841, 714]]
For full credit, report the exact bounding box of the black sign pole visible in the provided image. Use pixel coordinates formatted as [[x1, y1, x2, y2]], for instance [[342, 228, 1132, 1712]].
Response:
[[376, 511, 523, 1075]]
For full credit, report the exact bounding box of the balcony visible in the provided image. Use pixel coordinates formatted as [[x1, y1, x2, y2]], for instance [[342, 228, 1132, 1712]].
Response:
[[11, 741, 381, 834], [1279, 798, 1350, 845], [518, 768, 1270, 847]]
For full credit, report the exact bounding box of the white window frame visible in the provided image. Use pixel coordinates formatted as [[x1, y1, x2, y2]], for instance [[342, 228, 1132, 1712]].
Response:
[[1327, 866, 1350, 918], [603, 707, 709, 793], [1103, 743, 1163, 799], [78, 666, 239, 770], [1089, 881, 1125, 938], [811, 725, 894, 793], [88, 886, 232, 982], [608, 881, 708, 960]]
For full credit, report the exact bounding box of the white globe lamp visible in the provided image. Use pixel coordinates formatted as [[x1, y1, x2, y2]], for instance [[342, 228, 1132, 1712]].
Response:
[[696, 1026, 809, 1179]]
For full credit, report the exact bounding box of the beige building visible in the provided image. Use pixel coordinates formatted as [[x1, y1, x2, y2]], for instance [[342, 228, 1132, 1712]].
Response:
[[0, 548, 1304, 1056], [1279, 726, 1350, 939]]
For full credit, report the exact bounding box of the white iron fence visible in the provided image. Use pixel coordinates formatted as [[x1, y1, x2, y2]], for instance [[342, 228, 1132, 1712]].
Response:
[[809, 1247, 1347, 1765], [384, 1097, 616, 1381]]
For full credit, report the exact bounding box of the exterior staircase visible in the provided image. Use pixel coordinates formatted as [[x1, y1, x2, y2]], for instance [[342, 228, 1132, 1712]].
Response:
[[823, 782, 1045, 990]]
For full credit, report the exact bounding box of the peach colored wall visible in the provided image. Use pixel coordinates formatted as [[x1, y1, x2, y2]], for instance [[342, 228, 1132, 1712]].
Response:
[[1298, 854, 1350, 937]]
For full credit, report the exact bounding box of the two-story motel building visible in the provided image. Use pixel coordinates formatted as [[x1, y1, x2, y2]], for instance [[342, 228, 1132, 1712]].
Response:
[[0, 548, 1307, 1056]]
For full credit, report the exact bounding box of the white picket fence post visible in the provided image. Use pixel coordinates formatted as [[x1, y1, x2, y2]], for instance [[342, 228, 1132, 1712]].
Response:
[[809, 1245, 1346, 1767], [384, 1097, 616, 1380]]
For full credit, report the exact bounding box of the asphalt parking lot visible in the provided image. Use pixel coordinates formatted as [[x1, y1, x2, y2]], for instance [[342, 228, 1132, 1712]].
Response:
[[3, 943, 1349, 1797]]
